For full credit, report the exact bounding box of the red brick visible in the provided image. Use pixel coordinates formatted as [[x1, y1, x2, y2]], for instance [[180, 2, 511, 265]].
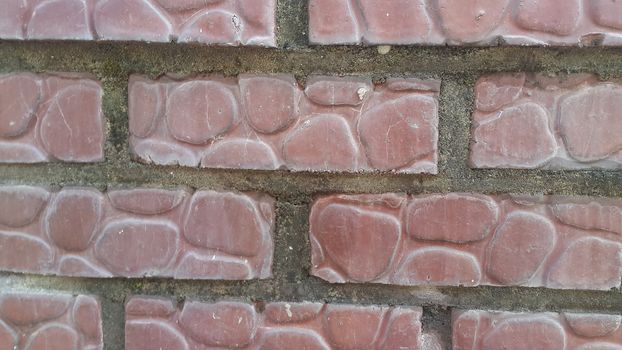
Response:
[[453, 310, 622, 350], [179, 302, 256, 347], [358, 95, 438, 171], [28, 0, 91, 40], [72, 296, 103, 343], [0, 186, 274, 279], [565, 314, 622, 338], [183, 191, 272, 257], [438, 0, 509, 43], [358, 0, 431, 44], [46, 188, 103, 252], [108, 188, 187, 215], [0, 293, 102, 349], [313, 199, 402, 282], [0, 186, 49, 228], [0, 0, 275, 46], [590, 0, 622, 30], [471, 74, 622, 169], [240, 75, 297, 134], [95, 219, 180, 276], [0, 73, 104, 163], [308, 0, 361, 44], [129, 74, 440, 174], [283, 114, 359, 171], [515, 0, 581, 36], [125, 297, 423, 350], [126, 297, 176, 318], [309, 0, 622, 45], [310, 193, 622, 290], [264, 302, 323, 324], [551, 199, 622, 235]]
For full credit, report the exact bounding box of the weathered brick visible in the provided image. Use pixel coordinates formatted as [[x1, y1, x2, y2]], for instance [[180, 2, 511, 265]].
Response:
[[453, 309, 622, 350], [0, 73, 104, 163], [129, 74, 440, 173], [310, 193, 622, 290], [309, 0, 622, 46], [125, 297, 423, 350], [0, 293, 102, 349], [0, 0, 275, 46], [471, 73, 622, 169], [0, 186, 274, 279]]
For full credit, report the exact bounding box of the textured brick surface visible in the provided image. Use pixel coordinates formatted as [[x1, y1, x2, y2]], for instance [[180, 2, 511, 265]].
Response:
[[310, 193, 622, 290], [471, 73, 622, 169], [453, 309, 622, 350], [0, 0, 275, 46], [0, 293, 102, 349], [0, 73, 104, 163], [0, 186, 274, 279], [309, 0, 622, 46], [129, 75, 440, 173], [125, 297, 423, 350]]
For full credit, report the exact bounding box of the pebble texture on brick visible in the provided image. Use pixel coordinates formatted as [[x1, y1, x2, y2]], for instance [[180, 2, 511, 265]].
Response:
[[0, 73, 104, 163], [0, 0, 275, 46], [309, 0, 622, 46], [129, 75, 440, 173], [0, 186, 274, 279], [453, 309, 622, 349], [125, 296, 423, 350], [0, 293, 103, 350], [471, 73, 622, 169], [310, 193, 622, 290]]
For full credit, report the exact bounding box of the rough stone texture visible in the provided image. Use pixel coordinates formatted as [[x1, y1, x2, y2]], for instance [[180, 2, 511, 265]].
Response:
[[0, 0, 275, 46], [0, 186, 274, 279], [453, 310, 622, 350], [0, 293, 102, 350], [310, 193, 622, 290], [471, 73, 622, 169], [309, 0, 622, 46], [129, 75, 440, 173], [0, 73, 104, 163], [125, 297, 423, 350]]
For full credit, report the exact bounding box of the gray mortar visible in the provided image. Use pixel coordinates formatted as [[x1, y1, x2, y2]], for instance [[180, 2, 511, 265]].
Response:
[[1, 1, 622, 348]]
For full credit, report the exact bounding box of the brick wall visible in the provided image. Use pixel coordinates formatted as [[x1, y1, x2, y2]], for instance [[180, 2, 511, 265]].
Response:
[[1, 1, 622, 349]]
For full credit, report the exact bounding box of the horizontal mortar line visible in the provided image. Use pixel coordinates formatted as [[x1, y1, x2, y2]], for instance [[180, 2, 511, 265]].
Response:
[[3, 42, 622, 75], [1, 273, 620, 314], [0, 165, 620, 196]]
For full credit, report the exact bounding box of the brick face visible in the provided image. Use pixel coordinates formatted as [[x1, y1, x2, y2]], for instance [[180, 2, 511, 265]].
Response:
[[470, 73, 622, 169], [453, 309, 622, 350], [309, 0, 622, 46], [0, 0, 276, 46], [0, 293, 102, 350], [0, 73, 104, 163], [125, 297, 423, 350], [0, 186, 274, 279], [310, 193, 622, 290], [129, 75, 440, 173]]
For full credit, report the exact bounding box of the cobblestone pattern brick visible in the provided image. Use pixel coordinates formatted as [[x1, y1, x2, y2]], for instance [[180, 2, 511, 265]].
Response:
[[0, 0, 275, 46], [0, 186, 275, 279], [310, 193, 622, 290], [453, 309, 622, 350], [129, 75, 440, 173], [0, 293, 103, 350], [125, 296, 423, 350], [0, 73, 104, 163], [471, 73, 622, 169], [309, 0, 622, 46]]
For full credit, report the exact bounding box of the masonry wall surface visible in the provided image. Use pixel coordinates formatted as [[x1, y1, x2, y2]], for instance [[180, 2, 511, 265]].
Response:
[[1, 1, 622, 349]]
